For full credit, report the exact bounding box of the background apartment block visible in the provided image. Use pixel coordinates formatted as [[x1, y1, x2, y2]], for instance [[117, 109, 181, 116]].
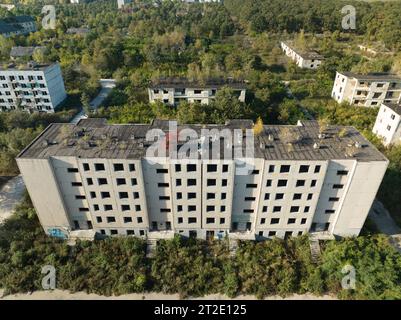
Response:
[[373, 103, 401, 146], [332, 71, 401, 107], [0, 15, 36, 37], [280, 41, 324, 69], [148, 78, 246, 106], [17, 118, 388, 241], [0, 62, 67, 113]]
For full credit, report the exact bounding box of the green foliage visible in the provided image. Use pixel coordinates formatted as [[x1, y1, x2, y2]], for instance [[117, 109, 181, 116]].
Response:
[[225, 0, 401, 50], [319, 236, 401, 299], [377, 145, 401, 227], [150, 236, 228, 298], [0, 111, 74, 176], [1, 200, 401, 299]]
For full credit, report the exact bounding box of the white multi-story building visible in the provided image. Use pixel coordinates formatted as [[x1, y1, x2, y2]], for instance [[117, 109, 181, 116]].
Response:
[[17, 118, 388, 241], [148, 78, 246, 106], [332, 71, 401, 107], [280, 41, 324, 69], [0, 62, 67, 113], [373, 103, 401, 146]]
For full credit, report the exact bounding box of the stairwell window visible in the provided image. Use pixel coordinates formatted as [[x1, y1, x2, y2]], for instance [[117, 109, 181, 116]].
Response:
[[246, 184, 257, 188], [158, 182, 169, 187]]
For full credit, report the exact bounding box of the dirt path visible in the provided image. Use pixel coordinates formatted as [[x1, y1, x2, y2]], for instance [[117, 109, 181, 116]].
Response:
[[0, 289, 336, 300], [70, 79, 116, 124]]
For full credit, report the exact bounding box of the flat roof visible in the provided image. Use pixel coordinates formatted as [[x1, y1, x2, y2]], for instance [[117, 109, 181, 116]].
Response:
[[66, 27, 90, 34], [0, 20, 19, 33], [0, 62, 56, 72], [281, 41, 324, 60], [150, 77, 246, 89], [10, 46, 46, 57], [17, 118, 388, 162], [339, 71, 401, 81], [383, 103, 401, 116], [3, 15, 35, 24]]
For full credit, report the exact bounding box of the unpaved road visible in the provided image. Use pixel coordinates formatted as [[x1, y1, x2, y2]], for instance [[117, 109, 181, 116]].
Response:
[[0, 289, 336, 300], [70, 79, 116, 124]]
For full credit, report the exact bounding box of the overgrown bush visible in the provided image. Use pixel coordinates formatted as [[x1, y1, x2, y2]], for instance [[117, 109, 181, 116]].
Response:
[[1, 198, 401, 299]]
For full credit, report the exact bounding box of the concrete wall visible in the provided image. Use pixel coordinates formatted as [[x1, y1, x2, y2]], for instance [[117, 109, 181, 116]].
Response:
[[18, 153, 388, 240], [373, 104, 401, 146], [16, 157, 72, 234], [148, 87, 246, 106], [332, 72, 401, 107], [0, 63, 66, 113], [332, 160, 388, 236]]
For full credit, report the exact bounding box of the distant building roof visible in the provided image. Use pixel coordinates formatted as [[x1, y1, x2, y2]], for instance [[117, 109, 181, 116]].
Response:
[[10, 46, 46, 58], [339, 71, 401, 81], [0, 4, 15, 10], [17, 119, 387, 163], [0, 15, 35, 35], [281, 41, 324, 60], [66, 27, 90, 35], [0, 20, 20, 34], [3, 15, 35, 24], [382, 103, 401, 116], [150, 77, 247, 89], [0, 62, 58, 72]]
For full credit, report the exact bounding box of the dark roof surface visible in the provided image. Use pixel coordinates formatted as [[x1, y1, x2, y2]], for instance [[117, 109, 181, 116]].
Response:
[[0, 62, 55, 71], [0, 20, 19, 34], [4, 15, 35, 24], [66, 27, 90, 35], [17, 119, 387, 163], [10, 46, 46, 57], [339, 72, 401, 81], [150, 77, 247, 89], [281, 41, 324, 60], [383, 103, 401, 116]]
